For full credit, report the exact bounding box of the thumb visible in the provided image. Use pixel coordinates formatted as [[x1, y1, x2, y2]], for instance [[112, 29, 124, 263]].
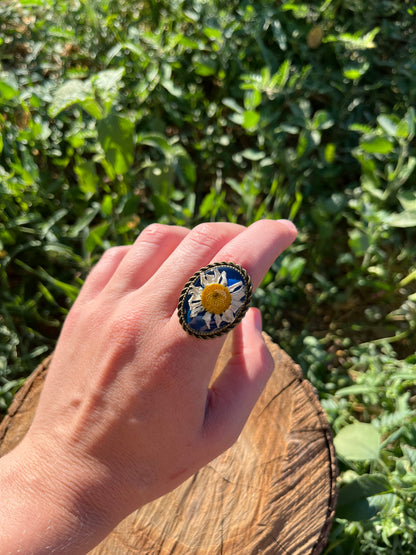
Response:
[[202, 307, 274, 455]]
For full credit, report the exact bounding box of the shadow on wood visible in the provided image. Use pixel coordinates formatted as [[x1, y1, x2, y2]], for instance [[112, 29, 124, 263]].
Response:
[[0, 334, 337, 554]]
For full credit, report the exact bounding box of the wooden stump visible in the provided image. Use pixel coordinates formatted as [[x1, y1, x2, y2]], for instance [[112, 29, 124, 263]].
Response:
[[0, 335, 337, 554]]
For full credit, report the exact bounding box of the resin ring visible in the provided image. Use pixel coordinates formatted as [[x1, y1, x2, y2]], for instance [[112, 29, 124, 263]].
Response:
[[177, 262, 253, 339]]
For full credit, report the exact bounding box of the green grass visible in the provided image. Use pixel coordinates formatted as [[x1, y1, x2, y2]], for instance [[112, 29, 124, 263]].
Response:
[[1, 0, 416, 552]]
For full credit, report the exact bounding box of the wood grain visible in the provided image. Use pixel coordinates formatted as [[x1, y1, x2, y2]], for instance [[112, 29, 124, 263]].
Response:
[[0, 335, 337, 554]]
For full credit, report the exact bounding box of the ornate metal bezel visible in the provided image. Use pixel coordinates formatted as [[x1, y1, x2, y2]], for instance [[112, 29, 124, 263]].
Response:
[[177, 261, 253, 339]]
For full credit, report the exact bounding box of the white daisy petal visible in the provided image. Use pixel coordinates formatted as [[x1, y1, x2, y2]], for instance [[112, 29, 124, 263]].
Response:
[[203, 311, 213, 329], [202, 268, 220, 286], [189, 285, 204, 296], [219, 270, 228, 285], [214, 313, 223, 327], [231, 290, 245, 303], [222, 308, 235, 322], [189, 303, 203, 317], [230, 299, 242, 312], [228, 280, 243, 292]]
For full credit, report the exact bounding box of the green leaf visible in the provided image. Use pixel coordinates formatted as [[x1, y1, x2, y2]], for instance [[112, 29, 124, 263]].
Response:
[[78, 99, 103, 120], [92, 68, 125, 95], [272, 59, 291, 88], [161, 79, 183, 97], [396, 157, 416, 186], [244, 90, 262, 110], [348, 228, 369, 257], [279, 255, 306, 282], [402, 445, 416, 467], [387, 211, 416, 228], [360, 136, 394, 155], [146, 163, 175, 196], [312, 110, 334, 130], [337, 474, 391, 520], [193, 56, 216, 77], [137, 133, 172, 153], [325, 28, 379, 50], [396, 119, 410, 139], [343, 62, 369, 80], [38, 268, 80, 302], [39, 208, 68, 239], [67, 205, 100, 238], [242, 110, 260, 130], [90, 68, 124, 114], [339, 473, 391, 504], [405, 107, 415, 140], [377, 115, 399, 137], [398, 191, 416, 211], [74, 159, 99, 197], [324, 143, 336, 163], [240, 149, 265, 161], [101, 195, 113, 217], [85, 222, 109, 254], [0, 75, 19, 100], [272, 20, 287, 51], [176, 154, 196, 186], [281, 3, 310, 18], [350, 123, 373, 134], [97, 114, 135, 175], [222, 97, 243, 113], [203, 27, 222, 41], [336, 384, 378, 397], [289, 190, 303, 220], [48, 79, 92, 117], [334, 423, 381, 461]]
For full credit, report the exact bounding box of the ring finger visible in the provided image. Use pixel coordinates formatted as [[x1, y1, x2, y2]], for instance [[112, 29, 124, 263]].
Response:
[[104, 224, 190, 293]]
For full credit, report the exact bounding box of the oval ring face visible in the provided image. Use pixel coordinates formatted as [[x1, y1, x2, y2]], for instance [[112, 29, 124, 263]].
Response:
[[177, 262, 252, 339]]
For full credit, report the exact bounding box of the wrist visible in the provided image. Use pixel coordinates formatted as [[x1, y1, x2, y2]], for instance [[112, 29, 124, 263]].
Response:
[[0, 438, 117, 554]]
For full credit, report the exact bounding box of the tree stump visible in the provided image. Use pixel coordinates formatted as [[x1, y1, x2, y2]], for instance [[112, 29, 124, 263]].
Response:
[[0, 335, 337, 554]]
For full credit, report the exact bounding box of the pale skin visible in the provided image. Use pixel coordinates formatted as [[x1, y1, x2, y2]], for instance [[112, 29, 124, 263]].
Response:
[[0, 219, 297, 554]]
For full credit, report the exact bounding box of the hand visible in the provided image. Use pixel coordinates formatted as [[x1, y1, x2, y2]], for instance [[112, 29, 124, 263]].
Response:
[[0, 220, 296, 554]]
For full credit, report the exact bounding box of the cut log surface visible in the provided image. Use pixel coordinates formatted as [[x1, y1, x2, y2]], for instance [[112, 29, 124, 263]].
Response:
[[0, 335, 337, 554]]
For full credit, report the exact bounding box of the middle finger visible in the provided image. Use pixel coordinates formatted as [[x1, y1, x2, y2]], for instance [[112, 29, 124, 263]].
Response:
[[161, 219, 296, 317]]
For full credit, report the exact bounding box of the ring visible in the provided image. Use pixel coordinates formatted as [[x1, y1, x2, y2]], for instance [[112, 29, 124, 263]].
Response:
[[177, 262, 253, 339]]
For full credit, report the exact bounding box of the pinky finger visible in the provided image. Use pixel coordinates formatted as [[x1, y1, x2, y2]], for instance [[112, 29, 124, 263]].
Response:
[[76, 246, 131, 304]]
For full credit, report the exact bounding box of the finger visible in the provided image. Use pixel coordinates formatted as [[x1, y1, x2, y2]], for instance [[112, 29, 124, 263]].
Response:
[[76, 246, 131, 304], [163, 219, 296, 317], [105, 224, 190, 293], [141, 222, 246, 300], [212, 219, 297, 290], [201, 308, 274, 454]]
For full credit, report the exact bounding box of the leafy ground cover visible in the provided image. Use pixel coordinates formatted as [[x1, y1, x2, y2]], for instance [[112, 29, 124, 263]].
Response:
[[1, 0, 415, 552]]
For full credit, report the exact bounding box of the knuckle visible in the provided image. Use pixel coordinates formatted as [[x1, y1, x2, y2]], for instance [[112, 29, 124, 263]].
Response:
[[138, 223, 171, 244], [100, 245, 127, 262], [188, 223, 221, 251], [108, 304, 144, 340]]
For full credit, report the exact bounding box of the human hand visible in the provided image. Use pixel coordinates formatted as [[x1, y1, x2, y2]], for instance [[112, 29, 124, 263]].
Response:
[[0, 220, 296, 554]]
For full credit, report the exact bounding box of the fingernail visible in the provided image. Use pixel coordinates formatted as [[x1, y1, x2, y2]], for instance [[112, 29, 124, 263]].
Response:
[[278, 219, 297, 236], [251, 307, 263, 332]]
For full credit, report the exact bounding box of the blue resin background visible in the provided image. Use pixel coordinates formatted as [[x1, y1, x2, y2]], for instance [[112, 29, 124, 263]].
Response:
[[182, 265, 248, 334]]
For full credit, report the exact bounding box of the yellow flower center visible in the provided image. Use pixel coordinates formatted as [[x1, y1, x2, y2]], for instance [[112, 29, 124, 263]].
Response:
[[200, 283, 232, 314]]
